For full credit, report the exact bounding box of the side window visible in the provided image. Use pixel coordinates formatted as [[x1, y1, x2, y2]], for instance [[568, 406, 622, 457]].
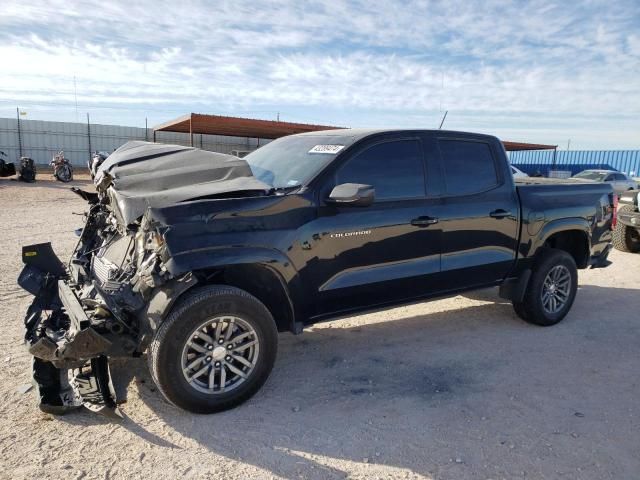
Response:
[[336, 139, 425, 200], [614, 173, 626, 181], [605, 174, 615, 181], [438, 139, 498, 195]]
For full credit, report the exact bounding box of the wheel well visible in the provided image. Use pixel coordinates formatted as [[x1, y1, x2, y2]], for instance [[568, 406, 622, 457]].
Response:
[[197, 264, 295, 333], [542, 230, 590, 268]]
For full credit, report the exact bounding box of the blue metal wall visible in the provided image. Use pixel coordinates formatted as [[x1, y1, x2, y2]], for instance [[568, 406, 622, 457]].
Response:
[[509, 150, 640, 177]]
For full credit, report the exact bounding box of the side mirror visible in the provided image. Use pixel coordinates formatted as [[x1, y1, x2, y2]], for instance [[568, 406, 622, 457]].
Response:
[[326, 183, 375, 207]]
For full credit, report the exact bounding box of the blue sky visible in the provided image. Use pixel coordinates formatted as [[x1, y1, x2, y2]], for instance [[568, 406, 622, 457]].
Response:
[[1, 0, 639, 149]]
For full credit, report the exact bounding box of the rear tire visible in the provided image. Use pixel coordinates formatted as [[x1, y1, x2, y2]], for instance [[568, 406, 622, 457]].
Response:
[[20, 165, 36, 183], [513, 248, 577, 326], [56, 164, 72, 182], [612, 205, 640, 253], [148, 285, 278, 413]]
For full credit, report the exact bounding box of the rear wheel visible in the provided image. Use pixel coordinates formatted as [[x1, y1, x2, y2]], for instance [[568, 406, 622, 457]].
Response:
[[513, 249, 578, 326], [20, 164, 36, 183], [148, 285, 278, 413], [612, 205, 640, 253], [56, 164, 73, 182]]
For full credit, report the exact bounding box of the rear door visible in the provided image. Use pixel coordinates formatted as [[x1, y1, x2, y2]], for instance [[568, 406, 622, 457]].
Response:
[[435, 136, 520, 290], [306, 134, 443, 316], [613, 173, 632, 193]]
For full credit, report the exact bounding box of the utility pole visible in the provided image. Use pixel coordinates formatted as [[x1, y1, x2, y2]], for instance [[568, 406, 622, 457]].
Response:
[[73, 76, 79, 122], [16, 107, 23, 158], [87, 113, 92, 163], [567, 139, 571, 151], [145, 117, 148, 141]]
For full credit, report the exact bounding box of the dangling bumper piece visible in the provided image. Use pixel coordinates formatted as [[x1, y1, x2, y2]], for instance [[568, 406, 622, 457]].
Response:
[[18, 243, 121, 418]]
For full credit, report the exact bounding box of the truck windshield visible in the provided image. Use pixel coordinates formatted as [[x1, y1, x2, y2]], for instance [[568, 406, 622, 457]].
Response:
[[573, 171, 608, 181], [244, 135, 352, 189]]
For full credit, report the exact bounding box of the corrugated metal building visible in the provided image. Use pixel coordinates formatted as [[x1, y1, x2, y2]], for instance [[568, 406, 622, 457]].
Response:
[[510, 149, 640, 177], [0, 117, 270, 166]]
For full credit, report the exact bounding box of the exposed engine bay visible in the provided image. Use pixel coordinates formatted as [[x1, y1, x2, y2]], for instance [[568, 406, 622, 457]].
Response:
[[18, 141, 270, 416]]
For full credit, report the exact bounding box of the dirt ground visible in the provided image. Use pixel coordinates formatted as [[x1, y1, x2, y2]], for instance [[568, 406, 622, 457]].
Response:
[[0, 176, 639, 480]]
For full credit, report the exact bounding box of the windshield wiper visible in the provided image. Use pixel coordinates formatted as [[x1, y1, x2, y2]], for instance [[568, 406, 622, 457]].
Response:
[[269, 185, 302, 195]]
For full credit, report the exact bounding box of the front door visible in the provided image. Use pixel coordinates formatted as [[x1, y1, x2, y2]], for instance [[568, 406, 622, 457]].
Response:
[[305, 136, 443, 317]]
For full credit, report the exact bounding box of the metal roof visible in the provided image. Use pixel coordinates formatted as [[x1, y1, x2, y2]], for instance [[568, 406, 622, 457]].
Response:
[[153, 113, 557, 151], [501, 141, 557, 151], [153, 113, 341, 140]]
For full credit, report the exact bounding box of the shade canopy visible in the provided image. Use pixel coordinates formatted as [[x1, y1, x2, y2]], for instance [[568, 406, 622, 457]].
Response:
[[502, 141, 557, 151], [153, 113, 557, 151], [153, 113, 341, 140]]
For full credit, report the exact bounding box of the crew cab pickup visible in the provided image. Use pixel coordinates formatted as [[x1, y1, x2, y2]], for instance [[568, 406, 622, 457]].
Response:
[[18, 129, 615, 415]]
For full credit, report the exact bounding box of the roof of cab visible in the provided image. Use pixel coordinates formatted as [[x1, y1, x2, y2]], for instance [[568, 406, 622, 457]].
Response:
[[293, 128, 497, 142]]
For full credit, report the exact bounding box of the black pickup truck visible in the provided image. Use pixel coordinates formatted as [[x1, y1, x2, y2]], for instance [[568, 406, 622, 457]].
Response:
[[18, 129, 615, 415]]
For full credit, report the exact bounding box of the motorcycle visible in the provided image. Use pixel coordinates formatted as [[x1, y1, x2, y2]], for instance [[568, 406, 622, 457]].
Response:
[[0, 151, 36, 182], [0, 150, 16, 178], [51, 150, 73, 182], [18, 156, 37, 182], [88, 151, 109, 179]]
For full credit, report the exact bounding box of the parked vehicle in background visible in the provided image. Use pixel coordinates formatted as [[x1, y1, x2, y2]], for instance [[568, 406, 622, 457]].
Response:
[[572, 169, 637, 195], [511, 165, 528, 178], [18, 156, 37, 183], [613, 189, 640, 253], [0, 151, 36, 182], [230, 149, 252, 158], [51, 150, 73, 182], [88, 151, 109, 179], [0, 150, 16, 177], [18, 130, 615, 415]]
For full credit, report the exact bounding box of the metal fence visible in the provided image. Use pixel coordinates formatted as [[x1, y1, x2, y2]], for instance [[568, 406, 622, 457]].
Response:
[[0, 117, 270, 167], [509, 149, 640, 177]]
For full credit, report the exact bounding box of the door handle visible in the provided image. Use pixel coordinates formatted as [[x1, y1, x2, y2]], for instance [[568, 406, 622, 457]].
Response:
[[490, 209, 512, 219], [411, 216, 439, 226]]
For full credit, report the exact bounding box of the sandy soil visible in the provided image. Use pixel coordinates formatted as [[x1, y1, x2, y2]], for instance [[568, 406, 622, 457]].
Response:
[[0, 176, 639, 480]]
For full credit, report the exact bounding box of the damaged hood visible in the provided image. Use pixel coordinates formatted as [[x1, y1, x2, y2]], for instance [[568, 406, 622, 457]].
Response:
[[95, 141, 270, 225]]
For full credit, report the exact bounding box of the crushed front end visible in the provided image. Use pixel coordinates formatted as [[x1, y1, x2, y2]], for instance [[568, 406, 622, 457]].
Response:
[[17, 141, 268, 416], [18, 196, 174, 416]]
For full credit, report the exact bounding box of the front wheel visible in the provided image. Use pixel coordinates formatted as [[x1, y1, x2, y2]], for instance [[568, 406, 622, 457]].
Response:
[[513, 248, 578, 326], [20, 165, 36, 183], [148, 285, 278, 413], [56, 164, 73, 182], [612, 205, 640, 253]]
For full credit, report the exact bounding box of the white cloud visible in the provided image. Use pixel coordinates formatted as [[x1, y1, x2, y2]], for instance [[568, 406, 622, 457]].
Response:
[[0, 0, 638, 148]]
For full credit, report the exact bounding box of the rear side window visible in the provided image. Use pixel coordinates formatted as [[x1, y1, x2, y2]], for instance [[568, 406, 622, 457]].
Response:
[[336, 139, 425, 200], [439, 139, 498, 195], [614, 173, 627, 181]]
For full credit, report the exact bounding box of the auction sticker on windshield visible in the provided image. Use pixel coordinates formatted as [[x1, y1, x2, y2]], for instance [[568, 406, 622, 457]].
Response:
[[308, 145, 345, 154]]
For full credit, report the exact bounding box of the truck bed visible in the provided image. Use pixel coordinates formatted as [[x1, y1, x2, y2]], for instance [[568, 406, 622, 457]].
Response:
[[515, 180, 613, 260]]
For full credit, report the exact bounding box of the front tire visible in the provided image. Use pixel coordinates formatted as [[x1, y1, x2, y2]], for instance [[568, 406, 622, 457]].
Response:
[[148, 285, 278, 413], [56, 164, 73, 182], [612, 205, 640, 253], [20, 166, 36, 183], [513, 249, 578, 326]]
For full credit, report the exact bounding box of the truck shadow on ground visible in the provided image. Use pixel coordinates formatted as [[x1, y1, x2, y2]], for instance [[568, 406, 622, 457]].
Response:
[[61, 284, 640, 479]]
